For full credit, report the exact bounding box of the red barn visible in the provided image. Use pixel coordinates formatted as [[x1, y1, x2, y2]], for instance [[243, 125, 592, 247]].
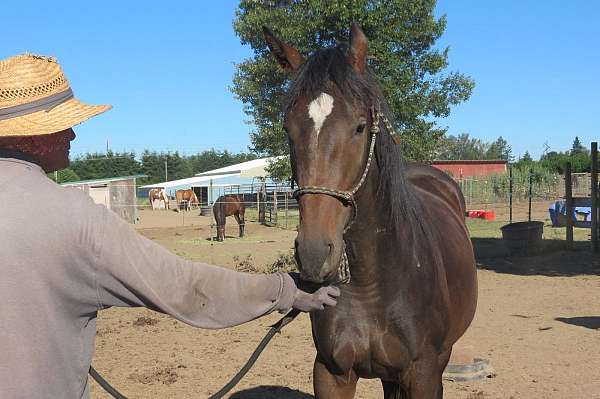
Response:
[[431, 160, 508, 178]]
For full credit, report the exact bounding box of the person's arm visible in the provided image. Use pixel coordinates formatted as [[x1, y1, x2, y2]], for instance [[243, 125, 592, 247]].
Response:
[[89, 203, 300, 329]]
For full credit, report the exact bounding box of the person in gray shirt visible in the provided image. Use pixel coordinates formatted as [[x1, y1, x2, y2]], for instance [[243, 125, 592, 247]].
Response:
[[0, 54, 340, 399]]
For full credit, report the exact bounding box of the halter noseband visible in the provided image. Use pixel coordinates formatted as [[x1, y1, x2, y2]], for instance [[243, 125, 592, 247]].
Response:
[[292, 105, 383, 233]]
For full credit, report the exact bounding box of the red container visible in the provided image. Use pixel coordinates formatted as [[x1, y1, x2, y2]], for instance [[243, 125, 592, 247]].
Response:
[[483, 211, 496, 221], [466, 210, 496, 221]]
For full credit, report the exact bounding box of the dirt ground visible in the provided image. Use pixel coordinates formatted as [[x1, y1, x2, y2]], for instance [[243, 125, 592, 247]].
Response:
[[90, 208, 600, 399]]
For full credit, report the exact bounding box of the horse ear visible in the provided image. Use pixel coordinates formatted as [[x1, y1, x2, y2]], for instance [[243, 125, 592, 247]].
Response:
[[348, 23, 368, 73], [262, 26, 305, 72]]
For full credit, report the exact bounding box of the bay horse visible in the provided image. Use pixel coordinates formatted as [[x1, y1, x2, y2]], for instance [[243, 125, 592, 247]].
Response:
[[175, 189, 199, 212], [148, 188, 169, 210], [264, 25, 477, 398], [213, 195, 246, 241]]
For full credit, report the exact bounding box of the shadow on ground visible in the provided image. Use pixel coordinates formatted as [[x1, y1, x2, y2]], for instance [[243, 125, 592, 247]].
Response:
[[229, 386, 313, 398], [473, 238, 600, 277], [555, 316, 600, 330]]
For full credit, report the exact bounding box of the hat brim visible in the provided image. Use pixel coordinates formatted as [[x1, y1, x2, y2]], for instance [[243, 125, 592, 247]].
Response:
[[0, 98, 111, 136]]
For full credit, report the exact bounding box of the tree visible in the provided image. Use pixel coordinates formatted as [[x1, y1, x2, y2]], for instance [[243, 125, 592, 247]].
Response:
[[571, 136, 586, 155], [512, 151, 534, 171], [140, 151, 193, 184], [56, 168, 80, 183], [265, 156, 292, 183], [70, 152, 140, 181], [436, 133, 487, 160], [521, 151, 533, 162], [187, 149, 257, 174], [486, 136, 513, 161], [48, 168, 80, 183], [232, 0, 474, 163]]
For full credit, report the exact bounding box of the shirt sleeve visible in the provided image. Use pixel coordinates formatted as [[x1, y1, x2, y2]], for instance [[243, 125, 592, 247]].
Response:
[[88, 203, 297, 329]]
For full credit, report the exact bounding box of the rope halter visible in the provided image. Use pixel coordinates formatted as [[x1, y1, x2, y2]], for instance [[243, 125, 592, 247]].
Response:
[[292, 105, 382, 234], [292, 105, 391, 284]]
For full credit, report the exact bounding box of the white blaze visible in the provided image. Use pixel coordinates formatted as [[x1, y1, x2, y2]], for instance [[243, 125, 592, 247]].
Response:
[[308, 92, 334, 139]]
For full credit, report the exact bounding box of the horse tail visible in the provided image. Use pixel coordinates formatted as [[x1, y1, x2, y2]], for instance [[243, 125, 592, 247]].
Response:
[[213, 196, 225, 226]]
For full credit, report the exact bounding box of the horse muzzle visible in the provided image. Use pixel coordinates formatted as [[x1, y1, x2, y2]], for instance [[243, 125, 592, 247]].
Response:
[[295, 235, 343, 284]]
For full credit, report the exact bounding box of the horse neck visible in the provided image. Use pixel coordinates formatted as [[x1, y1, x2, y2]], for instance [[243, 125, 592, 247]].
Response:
[[344, 161, 420, 287], [344, 166, 387, 286]]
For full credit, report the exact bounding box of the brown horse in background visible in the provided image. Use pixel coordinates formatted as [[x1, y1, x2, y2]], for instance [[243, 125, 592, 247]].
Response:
[[175, 189, 199, 212], [264, 25, 477, 398], [213, 195, 245, 241]]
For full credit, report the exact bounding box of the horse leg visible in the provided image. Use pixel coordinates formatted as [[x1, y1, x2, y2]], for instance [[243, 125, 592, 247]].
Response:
[[408, 354, 445, 399], [314, 357, 357, 399], [239, 208, 245, 237], [233, 213, 243, 238], [382, 381, 408, 399]]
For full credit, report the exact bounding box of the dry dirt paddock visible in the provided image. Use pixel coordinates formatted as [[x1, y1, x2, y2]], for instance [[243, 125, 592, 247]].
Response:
[[91, 209, 600, 399]]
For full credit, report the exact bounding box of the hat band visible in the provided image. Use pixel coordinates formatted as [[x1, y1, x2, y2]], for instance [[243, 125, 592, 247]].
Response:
[[0, 88, 74, 121]]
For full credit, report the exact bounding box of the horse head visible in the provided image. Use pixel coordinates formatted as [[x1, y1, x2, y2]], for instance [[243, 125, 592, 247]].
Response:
[[264, 24, 379, 283]]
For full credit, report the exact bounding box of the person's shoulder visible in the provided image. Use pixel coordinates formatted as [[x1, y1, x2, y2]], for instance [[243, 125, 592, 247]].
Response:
[[34, 174, 109, 218]]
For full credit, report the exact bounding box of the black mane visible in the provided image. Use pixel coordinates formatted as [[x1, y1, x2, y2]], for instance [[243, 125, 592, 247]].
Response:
[[287, 44, 432, 251]]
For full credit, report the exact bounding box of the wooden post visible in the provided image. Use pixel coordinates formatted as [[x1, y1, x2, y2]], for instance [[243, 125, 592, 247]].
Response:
[[592, 142, 598, 251], [258, 182, 266, 224], [285, 191, 289, 230], [509, 166, 513, 224], [528, 168, 533, 222], [565, 162, 573, 249], [273, 189, 278, 226]]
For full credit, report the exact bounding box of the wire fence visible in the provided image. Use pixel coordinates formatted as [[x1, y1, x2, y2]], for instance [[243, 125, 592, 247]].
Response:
[[90, 169, 592, 241], [456, 169, 569, 224]]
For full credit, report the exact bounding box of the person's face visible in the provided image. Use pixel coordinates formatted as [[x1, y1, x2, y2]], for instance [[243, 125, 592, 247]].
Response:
[[36, 128, 76, 172], [0, 128, 76, 172]]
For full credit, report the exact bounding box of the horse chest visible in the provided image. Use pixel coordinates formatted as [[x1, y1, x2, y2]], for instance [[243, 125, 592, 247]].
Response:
[[311, 293, 414, 380]]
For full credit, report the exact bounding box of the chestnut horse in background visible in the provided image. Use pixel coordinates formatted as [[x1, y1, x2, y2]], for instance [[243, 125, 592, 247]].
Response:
[[264, 25, 477, 398], [213, 195, 245, 241], [175, 189, 199, 212]]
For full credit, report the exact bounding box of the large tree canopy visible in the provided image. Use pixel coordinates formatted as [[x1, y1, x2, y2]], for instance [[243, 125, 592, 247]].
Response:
[[232, 0, 474, 167]]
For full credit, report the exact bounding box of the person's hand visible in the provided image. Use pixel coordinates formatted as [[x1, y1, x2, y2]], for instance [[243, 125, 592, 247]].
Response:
[[292, 285, 341, 312]]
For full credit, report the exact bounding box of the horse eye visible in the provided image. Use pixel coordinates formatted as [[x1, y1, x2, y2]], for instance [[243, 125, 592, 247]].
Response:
[[356, 122, 366, 134]]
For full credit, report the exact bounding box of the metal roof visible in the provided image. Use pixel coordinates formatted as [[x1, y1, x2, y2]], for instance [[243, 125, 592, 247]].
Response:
[[61, 174, 147, 187], [140, 157, 282, 190]]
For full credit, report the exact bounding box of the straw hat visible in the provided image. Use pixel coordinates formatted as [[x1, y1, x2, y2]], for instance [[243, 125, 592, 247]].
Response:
[[0, 54, 111, 136]]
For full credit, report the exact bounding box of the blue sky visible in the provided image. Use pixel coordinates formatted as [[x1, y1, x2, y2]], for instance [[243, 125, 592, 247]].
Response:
[[1, 1, 598, 160]]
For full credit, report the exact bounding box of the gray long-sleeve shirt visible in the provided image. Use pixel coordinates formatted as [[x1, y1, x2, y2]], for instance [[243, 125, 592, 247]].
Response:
[[0, 158, 296, 399]]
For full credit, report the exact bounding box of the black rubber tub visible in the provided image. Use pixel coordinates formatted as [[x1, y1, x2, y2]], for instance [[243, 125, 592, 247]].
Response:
[[500, 221, 544, 256]]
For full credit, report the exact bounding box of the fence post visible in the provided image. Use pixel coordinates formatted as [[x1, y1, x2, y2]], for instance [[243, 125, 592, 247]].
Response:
[[528, 168, 533, 222], [509, 166, 513, 224], [565, 162, 573, 249], [273, 189, 278, 226], [285, 191, 289, 230], [258, 182, 266, 224], [592, 142, 598, 251]]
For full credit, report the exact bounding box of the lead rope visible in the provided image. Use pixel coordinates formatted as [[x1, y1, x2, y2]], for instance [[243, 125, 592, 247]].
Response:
[[89, 251, 353, 399], [89, 309, 301, 399]]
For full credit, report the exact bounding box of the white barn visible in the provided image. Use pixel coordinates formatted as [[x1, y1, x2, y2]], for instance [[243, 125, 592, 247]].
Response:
[[140, 157, 285, 206]]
